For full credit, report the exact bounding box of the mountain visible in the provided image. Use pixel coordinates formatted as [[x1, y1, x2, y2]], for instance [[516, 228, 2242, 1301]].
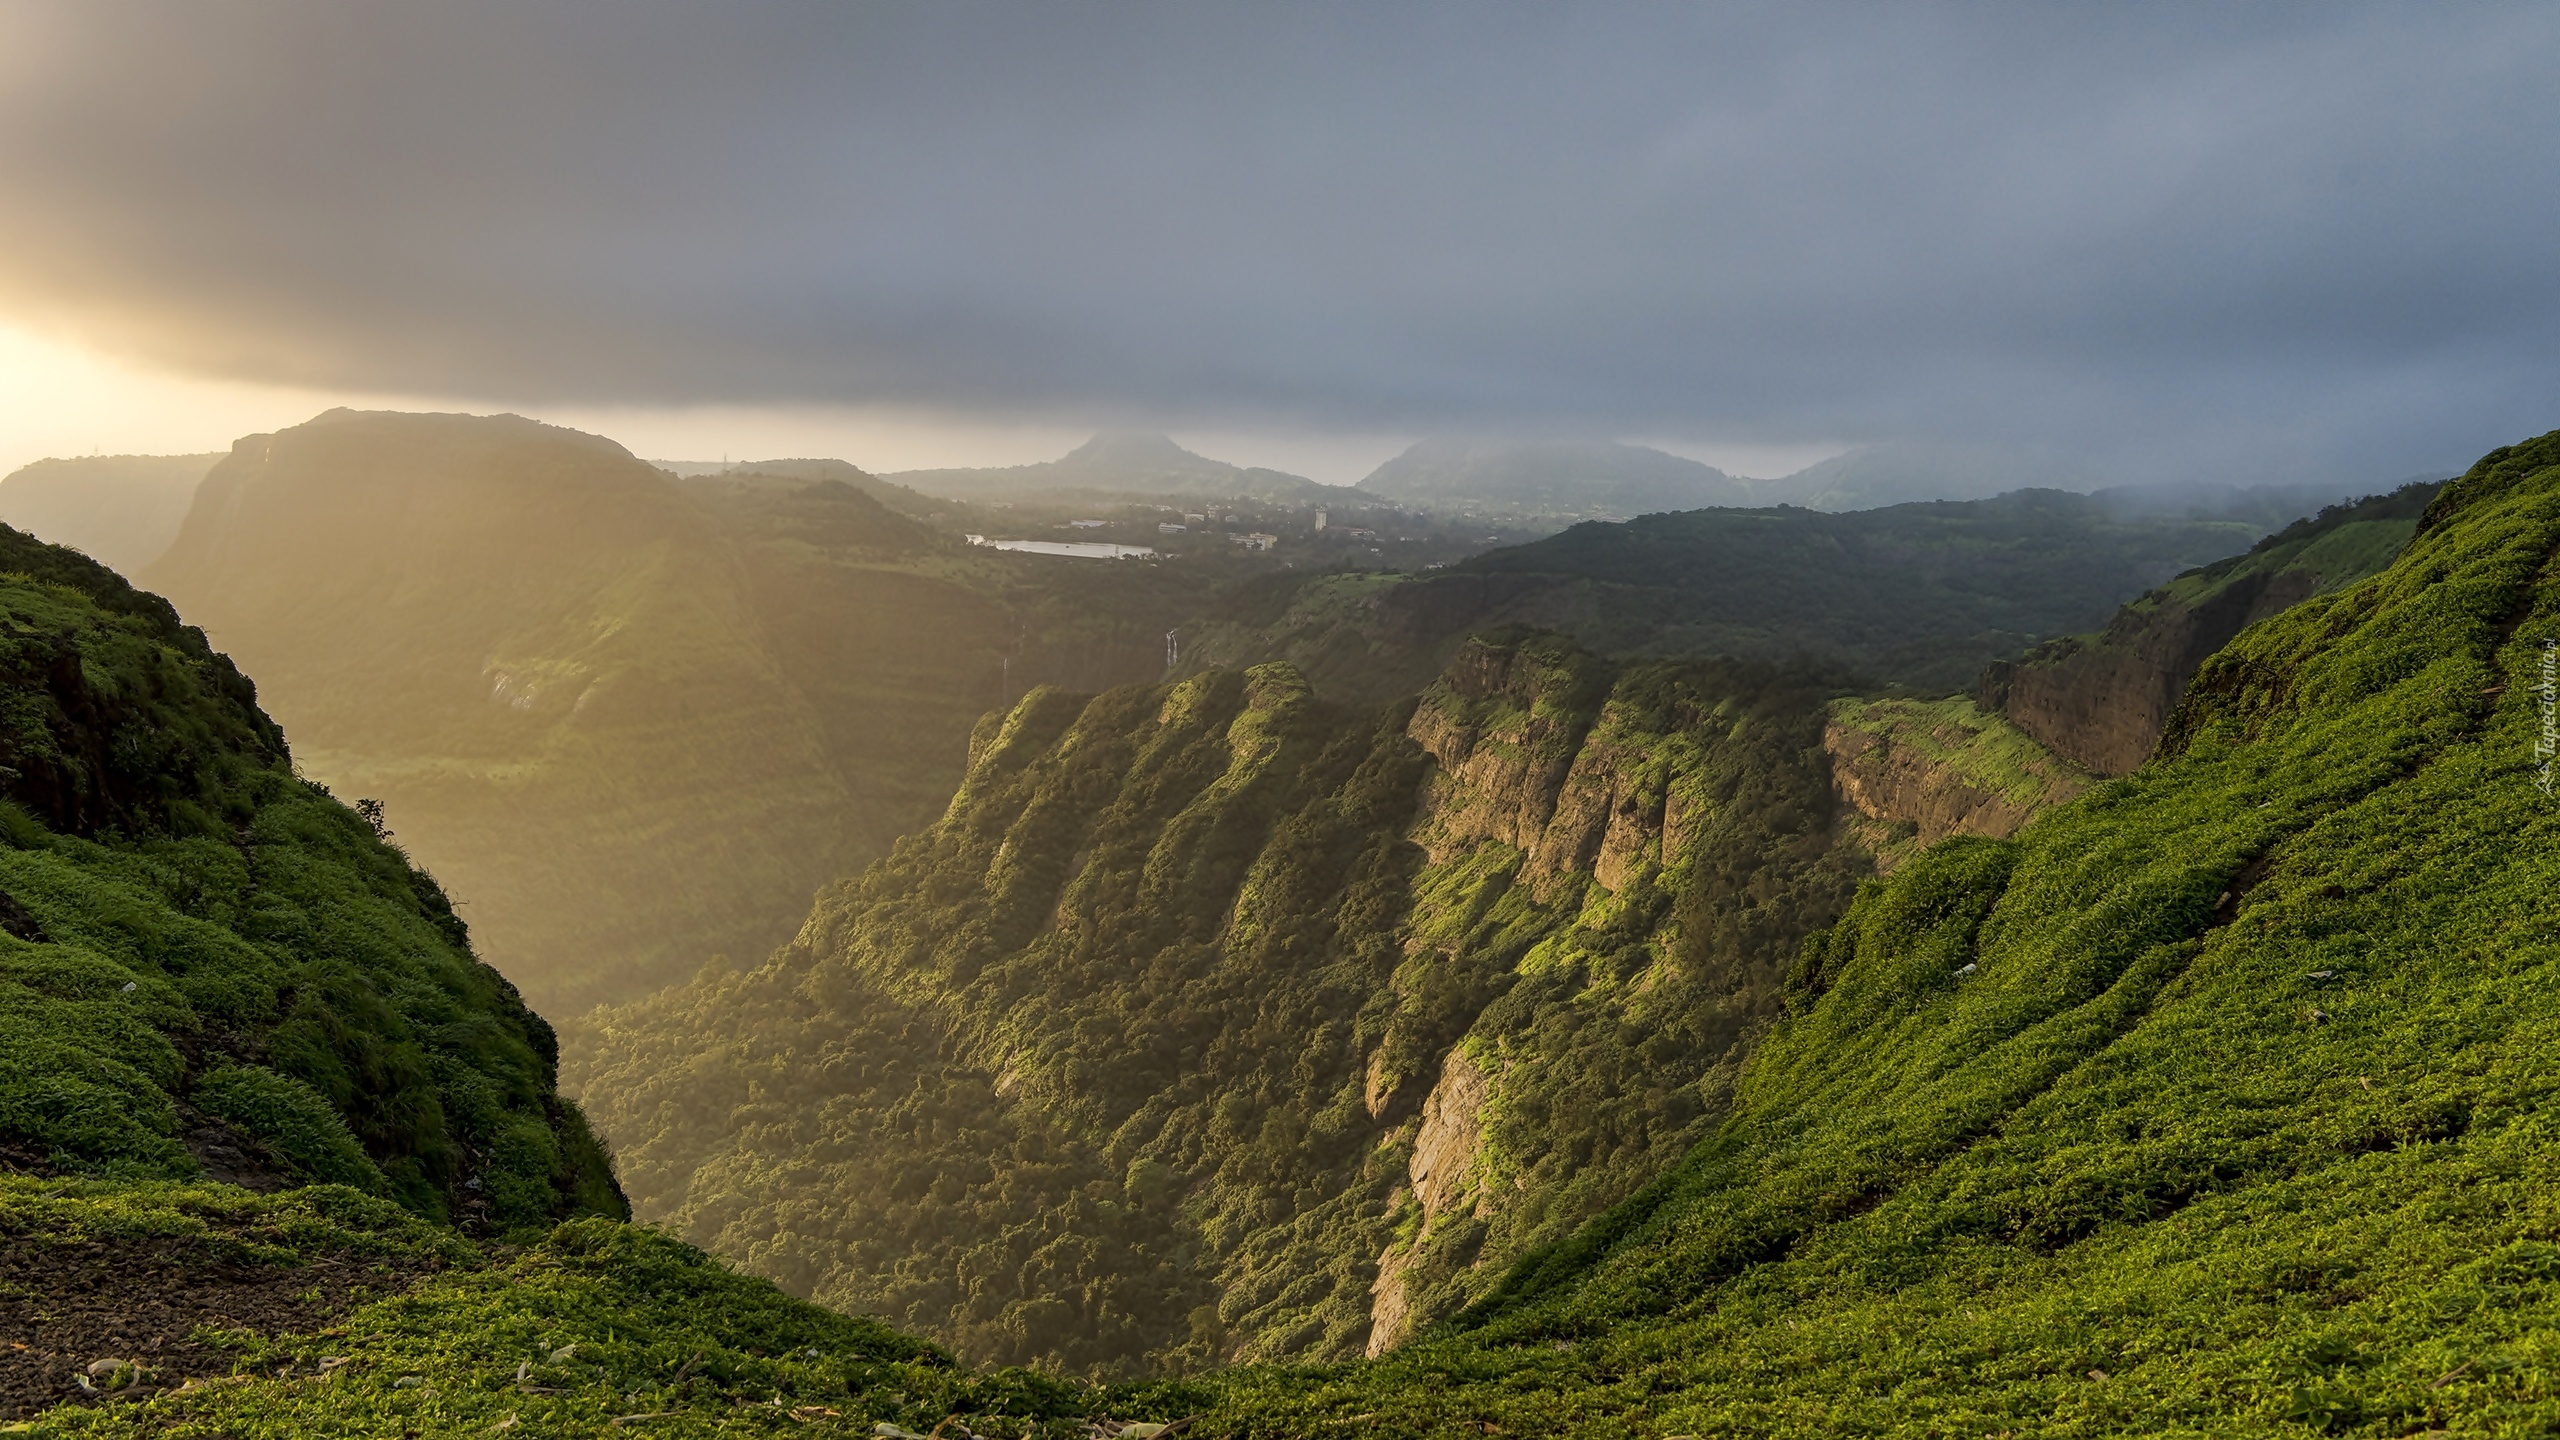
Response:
[[0, 514, 1117, 1434], [888, 431, 1359, 505], [143, 410, 863, 1014], [1357, 438, 1752, 517], [0, 452, 220, 574], [142, 410, 1205, 1015], [1184, 488, 2271, 701], [1983, 479, 2439, 774], [1124, 426, 2560, 1431], [0, 518, 619, 1226], [1749, 441, 2102, 511]]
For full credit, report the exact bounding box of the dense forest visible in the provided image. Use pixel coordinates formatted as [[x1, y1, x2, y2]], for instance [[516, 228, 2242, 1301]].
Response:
[[571, 634, 1865, 1374], [1180, 488, 2285, 702]]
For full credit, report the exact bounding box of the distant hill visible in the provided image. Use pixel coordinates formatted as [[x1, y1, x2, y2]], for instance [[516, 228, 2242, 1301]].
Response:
[[1358, 437, 1751, 516], [1746, 441, 2101, 511], [146, 411, 1203, 1013], [1183, 489, 2273, 701], [0, 452, 220, 573], [145, 410, 863, 1013], [888, 431, 1359, 504]]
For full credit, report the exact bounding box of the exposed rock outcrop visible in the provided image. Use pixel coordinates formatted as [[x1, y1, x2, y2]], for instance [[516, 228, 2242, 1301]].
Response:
[[1978, 481, 2437, 776], [1823, 698, 2092, 869], [1370, 1047, 1492, 1357]]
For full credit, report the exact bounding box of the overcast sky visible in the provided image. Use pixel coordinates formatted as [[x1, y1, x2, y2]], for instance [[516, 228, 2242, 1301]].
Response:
[[0, 1, 2552, 483]]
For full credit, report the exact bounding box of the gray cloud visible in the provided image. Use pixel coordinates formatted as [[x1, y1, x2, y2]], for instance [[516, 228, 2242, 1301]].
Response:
[[0, 1, 2552, 483]]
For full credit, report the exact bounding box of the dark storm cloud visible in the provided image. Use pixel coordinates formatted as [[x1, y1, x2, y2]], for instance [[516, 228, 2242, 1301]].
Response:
[[0, 1, 2552, 481]]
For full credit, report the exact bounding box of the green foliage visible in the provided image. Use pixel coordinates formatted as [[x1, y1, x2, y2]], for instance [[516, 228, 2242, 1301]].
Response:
[[0, 521, 619, 1230], [190, 1065, 388, 1194], [1186, 488, 2271, 701], [1107, 432, 2560, 1433], [574, 638, 1861, 1378], [1, 1178, 1118, 1440]]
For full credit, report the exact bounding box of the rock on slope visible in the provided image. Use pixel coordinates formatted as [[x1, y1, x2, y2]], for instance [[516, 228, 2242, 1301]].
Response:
[[1981, 479, 2438, 774]]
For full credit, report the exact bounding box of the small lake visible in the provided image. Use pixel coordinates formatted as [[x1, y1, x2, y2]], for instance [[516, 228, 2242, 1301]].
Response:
[[968, 538, 1158, 559]]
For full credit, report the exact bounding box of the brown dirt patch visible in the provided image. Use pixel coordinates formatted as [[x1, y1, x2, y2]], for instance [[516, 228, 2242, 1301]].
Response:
[[0, 1235, 434, 1420]]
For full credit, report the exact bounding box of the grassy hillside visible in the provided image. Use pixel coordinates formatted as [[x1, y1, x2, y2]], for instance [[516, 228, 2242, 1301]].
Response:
[[1183, 489, 2271, 702], [1983, 480, 2440, 775], [0, 520, 617, 1227], [1092, 430, 2560, 1433], [570, 635, 1867, 1377]]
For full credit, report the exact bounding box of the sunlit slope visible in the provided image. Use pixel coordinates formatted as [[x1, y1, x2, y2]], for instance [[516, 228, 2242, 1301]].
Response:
[[1164, 433, 2560, 1433], [144, 410, 855, 1012], [0, 521, 617, 1225], [572, 639, 1866, 1377]]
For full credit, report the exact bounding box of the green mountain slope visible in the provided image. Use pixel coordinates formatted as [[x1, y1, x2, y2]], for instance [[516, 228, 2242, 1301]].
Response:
[[0, 520, 617, 1226], [1125, 431, 2560, 1433], [1983, 480, 2440, 775], [1185, 489, 2270, 701], [571, 634, 1866, 1377]]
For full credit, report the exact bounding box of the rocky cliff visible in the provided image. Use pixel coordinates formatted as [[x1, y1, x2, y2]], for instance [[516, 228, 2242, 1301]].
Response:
[[572, 632, 1862, 1375], [1980, 480, 2437, 775], [1822, 696, 2093, 868]]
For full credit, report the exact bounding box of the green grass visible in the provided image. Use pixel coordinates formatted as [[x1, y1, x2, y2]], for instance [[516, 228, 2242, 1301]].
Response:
[[1101, 432, 2560, 1434], [2, 1180, 1112, 1440], [0, 519, 619, 1228]]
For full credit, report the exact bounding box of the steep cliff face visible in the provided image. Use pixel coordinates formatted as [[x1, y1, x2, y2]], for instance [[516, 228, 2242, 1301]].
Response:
[[1979, 481, 2437, 775], [1822, 697, 2093, 868], [573, 633, 1862, 1375]]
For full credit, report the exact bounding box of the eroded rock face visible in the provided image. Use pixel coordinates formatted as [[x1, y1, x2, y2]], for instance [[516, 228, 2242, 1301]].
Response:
[[1403, 637, 1691, 901], [1370, 1047, 1492, 1357], [1981, 568, 2320, 777], [1825, 720, 2039, 847], [1404, 639, 1607, 859]]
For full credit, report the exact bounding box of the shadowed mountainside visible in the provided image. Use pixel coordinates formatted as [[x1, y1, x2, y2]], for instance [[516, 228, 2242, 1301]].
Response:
[[1183, 488, 2273, 702], [571, 634, 1866, 1376]]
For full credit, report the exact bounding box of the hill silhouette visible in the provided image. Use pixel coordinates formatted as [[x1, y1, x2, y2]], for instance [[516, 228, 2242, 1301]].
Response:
[[0, 452, 220, 574]]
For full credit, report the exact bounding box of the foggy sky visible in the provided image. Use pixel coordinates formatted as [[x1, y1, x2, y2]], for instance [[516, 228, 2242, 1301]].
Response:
[[0, 2, 2553, 485]]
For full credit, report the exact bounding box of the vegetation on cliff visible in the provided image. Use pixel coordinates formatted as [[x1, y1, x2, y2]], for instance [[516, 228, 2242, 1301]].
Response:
[[1981, 479, 2440, 775], [571, 634, 1863, 1377], [1183, 488, 2276, 702], [1085, 430, 2560, 1434]]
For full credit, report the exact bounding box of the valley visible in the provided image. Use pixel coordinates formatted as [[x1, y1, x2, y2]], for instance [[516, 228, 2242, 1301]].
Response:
[[0, 407, 2524, 1439]]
